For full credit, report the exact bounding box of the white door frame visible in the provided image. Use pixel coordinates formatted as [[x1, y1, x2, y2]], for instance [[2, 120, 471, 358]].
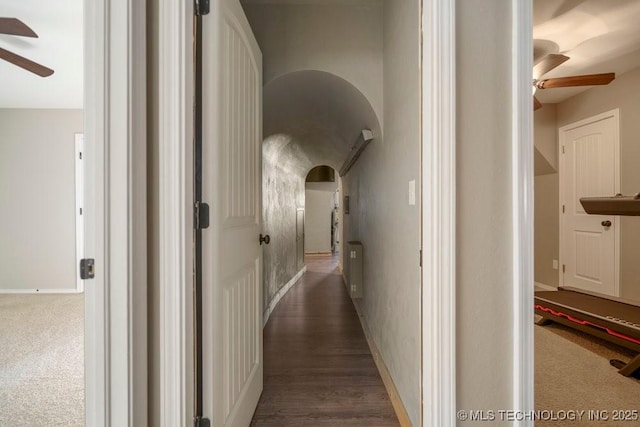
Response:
[[75, 133, 85, 293], [84, 0, 147, 425], [420, 0, 534, 425], [420, 0, 456, 425], [510, 0, 535, 421], [558, 109, 620, 295], [157, 0, 535, 424], [155, 0, 195, 425]]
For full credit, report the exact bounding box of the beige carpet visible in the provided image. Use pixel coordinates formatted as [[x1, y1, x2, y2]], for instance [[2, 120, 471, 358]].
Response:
[[536, 320, 640, 426], [0, 294, 84, 426]]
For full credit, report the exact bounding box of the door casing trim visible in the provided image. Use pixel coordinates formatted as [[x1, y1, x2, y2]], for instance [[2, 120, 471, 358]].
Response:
[[84, 0, 148, 424], [156, 0, 194, 425]]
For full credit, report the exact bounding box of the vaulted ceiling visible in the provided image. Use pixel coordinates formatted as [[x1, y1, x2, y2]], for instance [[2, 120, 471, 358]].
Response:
[[534, 0, 640, 104]]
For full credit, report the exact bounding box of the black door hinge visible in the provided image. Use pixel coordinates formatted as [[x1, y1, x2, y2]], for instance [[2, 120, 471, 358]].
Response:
[[80, 258, 95, 280], [195, 202, 210, 230], [194, 417, 211, 427], [195, 0, 210, 16]]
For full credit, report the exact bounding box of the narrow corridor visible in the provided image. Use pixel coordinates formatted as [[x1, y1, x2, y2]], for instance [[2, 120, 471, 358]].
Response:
[[251, 255, 399, 426]]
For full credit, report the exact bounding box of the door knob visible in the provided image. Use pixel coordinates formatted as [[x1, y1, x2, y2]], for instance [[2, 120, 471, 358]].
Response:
[[601, 220, 612, 227], [259, 234, 271, 245]]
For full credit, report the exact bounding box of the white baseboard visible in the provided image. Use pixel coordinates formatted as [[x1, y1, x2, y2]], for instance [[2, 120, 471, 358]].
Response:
[[0, 288, 83, 294], [350, 297, 412, 426], [263, 266, 307, 327], [535, 281, 557, 291]]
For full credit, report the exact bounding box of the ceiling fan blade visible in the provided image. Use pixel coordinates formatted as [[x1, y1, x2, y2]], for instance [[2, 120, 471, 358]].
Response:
[[534, 96, 542, 111], [533, 54, 569, 79], [0, 18, 38, 37], [537, 73, 615, 89], [0, 47, 53, 77]]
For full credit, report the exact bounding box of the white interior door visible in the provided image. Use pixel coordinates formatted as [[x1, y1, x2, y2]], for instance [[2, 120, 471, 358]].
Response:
[[202, 1, 263, 425], [560, 110, 619, 297]]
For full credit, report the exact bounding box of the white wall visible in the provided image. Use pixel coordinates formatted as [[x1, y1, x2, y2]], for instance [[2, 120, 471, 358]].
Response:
[[534, 105, 560, 287], [456, 0, 516, 417], [0, 109, 83, 292], [535, 172, 560, 287], [535, 105, 558, 171], [341, 0, 421, 423], [305, 181, 337, 253]]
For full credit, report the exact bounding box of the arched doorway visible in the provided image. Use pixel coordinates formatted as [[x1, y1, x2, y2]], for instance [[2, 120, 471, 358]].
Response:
[[304, 165, 341, 258]]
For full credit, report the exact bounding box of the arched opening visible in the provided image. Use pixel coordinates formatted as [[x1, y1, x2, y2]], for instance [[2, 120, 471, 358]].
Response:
[[261, 70, 380, 313], [304, 165, 341, 257]]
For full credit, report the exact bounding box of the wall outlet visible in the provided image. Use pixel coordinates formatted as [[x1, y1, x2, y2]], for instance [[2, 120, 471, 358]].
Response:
[[552, 259, 558, 270]]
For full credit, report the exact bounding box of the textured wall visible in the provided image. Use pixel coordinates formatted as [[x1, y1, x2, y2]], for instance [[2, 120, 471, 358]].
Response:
[[262, 134, 308, 311], [557, 66, 640, 302], [340, 0, 421, 422], [0, 109, 83, 291]]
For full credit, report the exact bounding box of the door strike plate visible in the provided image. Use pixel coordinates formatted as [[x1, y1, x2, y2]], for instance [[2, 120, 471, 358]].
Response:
[[80, 258, 95, 280]]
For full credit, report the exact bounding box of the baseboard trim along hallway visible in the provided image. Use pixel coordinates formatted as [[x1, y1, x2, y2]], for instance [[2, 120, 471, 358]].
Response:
[[263, 266, 307, 327], [350, 294, 412, 426]]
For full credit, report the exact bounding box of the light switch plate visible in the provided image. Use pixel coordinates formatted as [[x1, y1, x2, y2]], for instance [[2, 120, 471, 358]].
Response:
[[409, 180, 416, 205]]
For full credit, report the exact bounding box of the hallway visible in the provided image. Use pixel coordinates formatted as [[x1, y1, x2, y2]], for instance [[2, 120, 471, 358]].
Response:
[[251, 255, 399, 426]]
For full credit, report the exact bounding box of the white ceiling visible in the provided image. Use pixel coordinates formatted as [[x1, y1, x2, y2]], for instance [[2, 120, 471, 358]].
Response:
[[0, 0, 83, 109], [534, 0, 640, 104]]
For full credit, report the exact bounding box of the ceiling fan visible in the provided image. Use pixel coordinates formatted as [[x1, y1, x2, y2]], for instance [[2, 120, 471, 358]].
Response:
[[0, 17, 54, 77], [533, 53, 614, 110]]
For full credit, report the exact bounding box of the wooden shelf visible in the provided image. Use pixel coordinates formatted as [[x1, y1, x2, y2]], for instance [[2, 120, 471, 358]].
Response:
[[580, 193, 640, 216]]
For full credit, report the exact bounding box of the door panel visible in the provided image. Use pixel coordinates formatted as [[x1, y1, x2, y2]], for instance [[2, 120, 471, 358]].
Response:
[[202, 1, 263, 425], [561, 113, 618, 296]]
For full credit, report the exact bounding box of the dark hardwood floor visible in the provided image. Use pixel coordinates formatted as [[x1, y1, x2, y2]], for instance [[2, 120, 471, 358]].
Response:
[[251, 254, 399, 426]]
